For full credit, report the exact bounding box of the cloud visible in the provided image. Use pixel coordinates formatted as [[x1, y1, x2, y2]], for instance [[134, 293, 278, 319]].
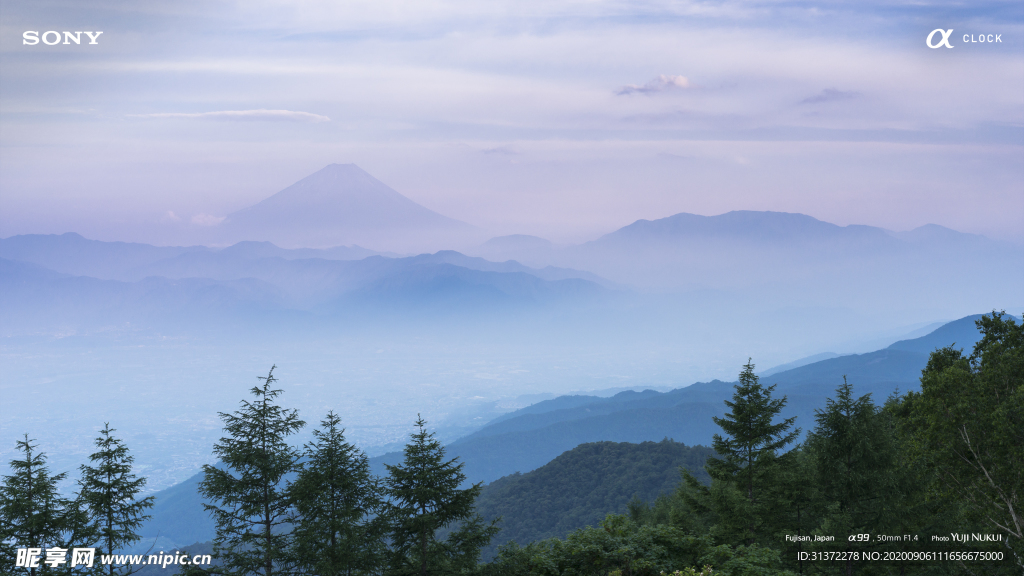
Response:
[[129, 109, 331, 122], [800, 88, 861, 104], [191, 213, 225, 226], [617, 75, 690, 95], [482, 145, 518, 155]]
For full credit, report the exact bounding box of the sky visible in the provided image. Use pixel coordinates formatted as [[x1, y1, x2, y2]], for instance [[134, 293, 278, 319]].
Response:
[[1, 0, 1022, 245]]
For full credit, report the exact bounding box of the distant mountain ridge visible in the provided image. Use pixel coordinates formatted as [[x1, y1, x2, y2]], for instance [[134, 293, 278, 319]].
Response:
[[0, 236, 614, 336], [591, 211, 892, 245], [367, 312, 1015, 485], [133, 312, 1014, 551], [493, 210, 1022, 309], [216, 164, 479, 251], [0, 232, 382, 280], [585, 210, 995, 250]]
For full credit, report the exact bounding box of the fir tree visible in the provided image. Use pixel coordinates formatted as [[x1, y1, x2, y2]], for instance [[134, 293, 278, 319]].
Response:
[[78, 423, 155, 576], [805, 377, 897, 575], [289, 411, 385, 576], [384, 416, 498, 576], [199, 366, 305, 576], [682, 360, 799, 545], [0, 436, 91, 576]]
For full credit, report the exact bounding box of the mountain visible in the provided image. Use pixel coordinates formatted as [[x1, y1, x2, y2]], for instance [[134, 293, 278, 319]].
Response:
[[765, 313, 1007, 396], [760, 352, 841, 377], [0, 246, 611, 336], [0, 257, 288, 336], [587, 211, 890, 246], [0, 233, 205, 280], [214, 164, 479, 251], [527, 211, 1023, 315], [0, 233, 382, 282], [474, 440, 714, 559], [472, 234, 556, 266], [132, 312, 1011, 551], [366, 312, 1015, 485], [0, 234, 605, 289]]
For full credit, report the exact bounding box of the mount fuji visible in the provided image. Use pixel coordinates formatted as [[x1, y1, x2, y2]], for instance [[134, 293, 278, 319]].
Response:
[[212, 164, 478, 251]]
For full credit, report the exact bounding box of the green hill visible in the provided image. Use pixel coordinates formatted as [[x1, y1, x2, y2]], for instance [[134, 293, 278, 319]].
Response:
[[138, 313, 1010, 549], [473, 440, 713, 560]]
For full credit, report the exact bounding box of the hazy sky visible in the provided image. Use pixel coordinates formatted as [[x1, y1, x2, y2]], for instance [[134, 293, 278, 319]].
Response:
[[1, 0, 1022, 244]]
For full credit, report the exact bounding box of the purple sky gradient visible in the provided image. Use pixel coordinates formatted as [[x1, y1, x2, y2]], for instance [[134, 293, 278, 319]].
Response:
[[1, 0, 1021, 245]]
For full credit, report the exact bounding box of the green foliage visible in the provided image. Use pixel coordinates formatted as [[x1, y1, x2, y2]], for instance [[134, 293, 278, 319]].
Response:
[[759, 447, 816, 567], [79, 423, 155, 576], [0, 435, 94, 576], [289, 411, 385, 576], [11, 313, 1022, 576], [199, 366, 305, 576], [696, 544, 796, 576], [474, 440, 714, 558], [898, 311, 1024, 570], [484, 514, 793, 576], [682, 361, 798, 546], [384, 416, 498, 576], [805, 378, 898, 554]]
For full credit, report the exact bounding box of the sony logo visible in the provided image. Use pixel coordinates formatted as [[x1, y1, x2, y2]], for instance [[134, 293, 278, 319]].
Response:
[[23, 31, 104, 45]]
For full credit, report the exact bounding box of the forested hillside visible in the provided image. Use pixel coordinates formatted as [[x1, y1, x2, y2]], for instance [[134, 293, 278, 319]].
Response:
[[367, 312, 1005, 486], [483, 313, 1022, 575], [3, 313, 1021, 575], [121, 312, 1011, 551], [474, 440, 713, 559]]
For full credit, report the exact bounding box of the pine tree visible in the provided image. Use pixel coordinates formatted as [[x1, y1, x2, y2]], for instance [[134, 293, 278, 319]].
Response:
[[384, 416, 498, 576], [78, 423, 155, 576], [199, 366, 305, 576], [682, 360, 799, 545], [805, 377, 897, 576], [289, 411, 385, 576], [765, 447, 817, 574], [0, 436, 91, 576]]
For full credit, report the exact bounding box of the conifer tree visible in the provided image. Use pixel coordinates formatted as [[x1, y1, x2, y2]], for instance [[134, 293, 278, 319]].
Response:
[[199, 366, 305, 576], [682, 360, 798, 545], [289, 411, 384, 576], [766, 446, 817, 574], [79, 423, 155, 576], [805, 377, 897, 575], [384, 416, 498, 576], [0, 436, 92, 576]]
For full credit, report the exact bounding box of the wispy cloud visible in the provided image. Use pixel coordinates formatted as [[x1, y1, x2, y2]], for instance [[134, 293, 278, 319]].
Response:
[[800, 88, 861, 104], [191, 213, 225, 226], [129, 109, 331, 122], [617, 75, 690, 95]]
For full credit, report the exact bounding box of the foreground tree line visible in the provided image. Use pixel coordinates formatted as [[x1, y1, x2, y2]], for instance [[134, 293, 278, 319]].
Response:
[[0, 425, 154, 576], [2, 312, 1021, 576], [0, 367, 497, 576], [485, 312, 1021, 576]]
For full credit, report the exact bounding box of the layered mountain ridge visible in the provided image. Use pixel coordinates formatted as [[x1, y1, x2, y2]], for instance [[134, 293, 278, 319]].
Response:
[[129, 312, 1017, 552]]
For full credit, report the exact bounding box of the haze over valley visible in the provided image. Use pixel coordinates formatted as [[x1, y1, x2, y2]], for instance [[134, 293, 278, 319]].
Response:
[[2, 164, 1019, 493], [1, 2, 1021, 571]]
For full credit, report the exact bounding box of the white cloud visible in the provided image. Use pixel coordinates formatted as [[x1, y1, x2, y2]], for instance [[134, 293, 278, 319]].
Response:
[[617, 75, 690, 95], [129, 109, 331, 122], [191, 213, 225, 226]]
